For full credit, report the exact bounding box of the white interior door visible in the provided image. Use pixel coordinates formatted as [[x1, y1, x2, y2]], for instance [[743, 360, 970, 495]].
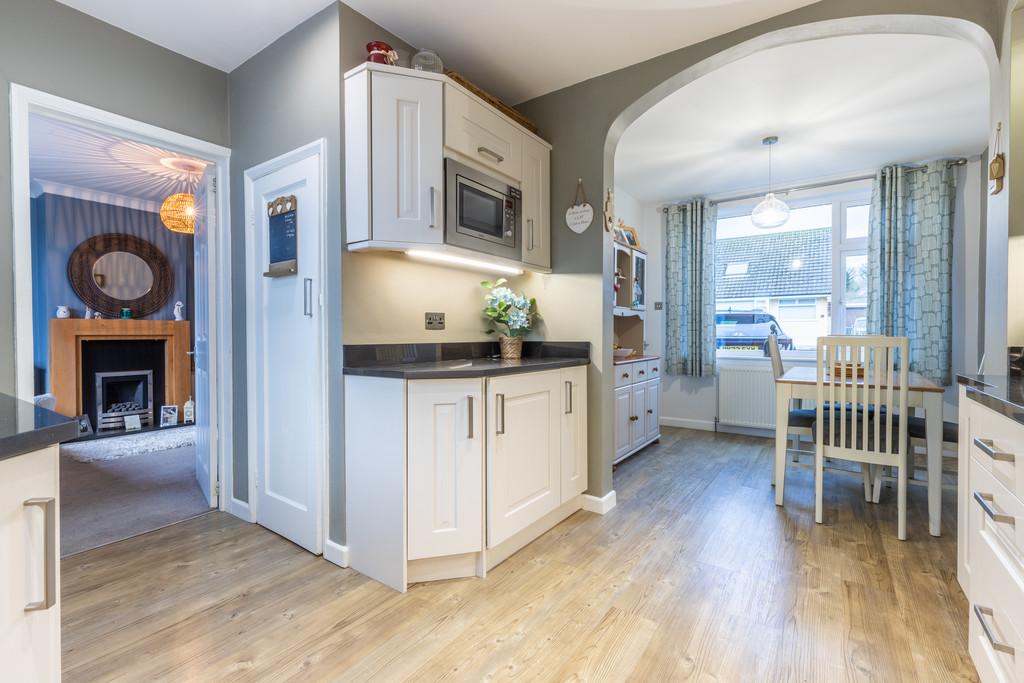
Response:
[[192, 169, 216, 507], [248, 145, 325, 554]]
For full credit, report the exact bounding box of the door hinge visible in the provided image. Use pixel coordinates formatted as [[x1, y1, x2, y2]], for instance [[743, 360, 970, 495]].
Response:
[[214, 482, 220, 497], [211, 177, 217, 192]]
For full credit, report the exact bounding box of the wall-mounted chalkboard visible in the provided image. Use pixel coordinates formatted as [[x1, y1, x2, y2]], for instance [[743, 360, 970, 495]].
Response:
[[263, 195, 298, 277]]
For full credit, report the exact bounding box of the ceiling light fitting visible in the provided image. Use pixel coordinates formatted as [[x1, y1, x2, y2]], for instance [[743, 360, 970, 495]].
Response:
[[751, 136, 790, 229]]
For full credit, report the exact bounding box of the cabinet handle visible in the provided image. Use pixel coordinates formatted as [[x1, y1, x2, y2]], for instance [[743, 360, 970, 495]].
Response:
[[467, 395, 474, 439], [638, 370, 645, 376], [565, 381, 573, 415], [496, 393, 505, 435], [24, 497, 56, 612], [974, 437, 1015, 463], [974, 491, 1015, 525], [647, 409, 653, 414], [528, 218, 535, 251], [622, 373, 629, 379], [428, 186, 438, 229], [477, 146, 504, 163], [974, 605, 1015, 655], [303, 278, 313, 317]]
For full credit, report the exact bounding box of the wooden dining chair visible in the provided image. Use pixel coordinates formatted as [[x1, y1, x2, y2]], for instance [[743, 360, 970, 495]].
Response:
[[768, 335, 812, 487], [814, 335, 910, 539]]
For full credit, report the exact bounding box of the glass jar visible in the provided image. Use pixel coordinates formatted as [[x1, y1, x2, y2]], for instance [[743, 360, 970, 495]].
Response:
[[412, 48, 444, 74]]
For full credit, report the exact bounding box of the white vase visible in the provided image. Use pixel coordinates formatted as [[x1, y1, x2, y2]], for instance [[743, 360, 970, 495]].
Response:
[[55, 306, 70, 319]]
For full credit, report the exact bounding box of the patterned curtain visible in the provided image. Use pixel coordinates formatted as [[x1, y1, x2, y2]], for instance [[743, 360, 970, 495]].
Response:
[[866, 162, 955, 385], [665, 200, 717, 377]]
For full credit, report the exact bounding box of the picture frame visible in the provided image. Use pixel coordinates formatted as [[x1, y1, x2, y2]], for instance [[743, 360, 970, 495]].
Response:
[[620, 225, 640, 248], [160, 405, 179, 428], [75, 414, 93, 437], [612, 225, 629, 246]]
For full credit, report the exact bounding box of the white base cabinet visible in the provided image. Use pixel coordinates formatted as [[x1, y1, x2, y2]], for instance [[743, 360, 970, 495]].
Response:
[[613, 357, 661, 464], [0, 446, 60, 683], [346, 366, 588, 591]]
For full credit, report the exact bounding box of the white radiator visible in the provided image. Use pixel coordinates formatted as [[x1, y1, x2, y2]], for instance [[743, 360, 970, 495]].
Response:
[[717, 363, 776, 429]]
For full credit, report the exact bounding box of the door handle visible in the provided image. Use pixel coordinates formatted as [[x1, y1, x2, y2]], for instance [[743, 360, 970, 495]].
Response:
[[974, 437, 1015, 463], [429, 186, 438, 229], [477, 146, 505, 163], [974, 605, 1015, 655], [24, 497, 56, 612], [528, 218, 535, 251], [303, 278, 313, 317], [496, 393, 505, 435], [565, 381, 573, 415], [467, 395, 474, 439]]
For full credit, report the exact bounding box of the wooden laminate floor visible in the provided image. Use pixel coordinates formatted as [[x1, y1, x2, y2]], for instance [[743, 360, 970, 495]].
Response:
[[61, 428, 976, 682]]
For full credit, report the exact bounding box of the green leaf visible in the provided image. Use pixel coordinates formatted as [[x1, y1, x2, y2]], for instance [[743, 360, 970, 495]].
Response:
[[481, 280, 493, 289], [494, 278, 508, 287]]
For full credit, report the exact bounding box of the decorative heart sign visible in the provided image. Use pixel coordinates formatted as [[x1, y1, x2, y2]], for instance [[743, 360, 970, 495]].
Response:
[[565, 202, 594, 234]]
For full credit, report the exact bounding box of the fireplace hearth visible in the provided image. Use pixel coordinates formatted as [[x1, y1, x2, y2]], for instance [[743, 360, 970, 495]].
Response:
[[96, 370, 154, 431]]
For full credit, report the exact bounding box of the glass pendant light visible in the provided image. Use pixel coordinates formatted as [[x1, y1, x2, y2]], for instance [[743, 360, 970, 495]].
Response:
[[751, 136, 790, 229]]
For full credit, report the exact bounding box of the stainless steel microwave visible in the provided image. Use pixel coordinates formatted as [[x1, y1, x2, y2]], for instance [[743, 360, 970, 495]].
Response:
[[445, 158, 521, 260]]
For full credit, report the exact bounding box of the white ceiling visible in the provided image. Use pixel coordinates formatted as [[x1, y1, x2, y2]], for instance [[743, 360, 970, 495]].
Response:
[[614, 33, 991, 203], [57, 0, 335, 72], [29, 115, 208, 205], [344, 0, 822, 103]]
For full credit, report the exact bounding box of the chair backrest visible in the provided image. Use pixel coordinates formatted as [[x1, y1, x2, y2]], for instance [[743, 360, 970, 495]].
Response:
[[815, 335, 909, 460], [766, 334, 785, 379]]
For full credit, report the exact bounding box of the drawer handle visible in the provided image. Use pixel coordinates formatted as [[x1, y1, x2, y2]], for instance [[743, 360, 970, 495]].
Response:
[[974, 438, 1016, 463], [638, 370, 645, 376], [477, 146, 505, 163], [622, 373, 629, 379], [24, 497, 56, 612], [974, 491, 1016, 525], [975, 604, 1016, 655]]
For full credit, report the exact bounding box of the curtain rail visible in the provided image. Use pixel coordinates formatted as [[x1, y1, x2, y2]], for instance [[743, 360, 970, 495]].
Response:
[[661, 158, 969, 211]]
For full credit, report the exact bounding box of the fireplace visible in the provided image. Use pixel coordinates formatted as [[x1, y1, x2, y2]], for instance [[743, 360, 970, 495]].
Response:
[[95, 370, 155, 430]]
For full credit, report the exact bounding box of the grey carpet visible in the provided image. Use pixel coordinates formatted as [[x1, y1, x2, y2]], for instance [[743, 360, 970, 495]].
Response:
[[60, 445, 212, 556]]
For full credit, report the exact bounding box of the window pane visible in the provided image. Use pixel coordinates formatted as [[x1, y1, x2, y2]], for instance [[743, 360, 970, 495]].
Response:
[[715, 213, 832, 352], [845, 204, 869, 240], [843, 252, 868, 334]]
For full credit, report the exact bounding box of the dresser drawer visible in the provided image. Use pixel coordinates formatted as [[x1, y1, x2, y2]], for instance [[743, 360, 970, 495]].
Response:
[[633, 363, 652, 382], [444, 84, 522, 181], [968, 457, 1024, 585], [614, 364, 635, 388], [969, 400, 1024, 504], [645, 359, 661, 380]]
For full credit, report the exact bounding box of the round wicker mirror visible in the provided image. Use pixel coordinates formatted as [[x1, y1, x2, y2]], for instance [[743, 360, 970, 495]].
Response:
[[67, 234, 174, 318]]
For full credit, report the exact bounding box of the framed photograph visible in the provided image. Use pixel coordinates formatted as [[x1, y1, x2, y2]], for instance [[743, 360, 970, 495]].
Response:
[[160, 405, 179, 428], [75, 414, 93, 437], [613, 226, 629, 245], [124, 414, 142, 432], [621, 225, 640, 248]]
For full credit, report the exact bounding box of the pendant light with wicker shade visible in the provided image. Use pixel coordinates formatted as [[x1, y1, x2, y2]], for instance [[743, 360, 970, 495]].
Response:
[[160, 192, 196, 234]]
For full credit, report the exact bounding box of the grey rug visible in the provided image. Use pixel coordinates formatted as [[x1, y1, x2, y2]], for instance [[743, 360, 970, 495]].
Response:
[[63, 426, 197, 463], [60, 445, 211, 556]]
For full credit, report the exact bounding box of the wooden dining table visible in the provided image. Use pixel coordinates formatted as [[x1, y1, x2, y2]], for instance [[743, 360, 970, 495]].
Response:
[[773, 366, 946, 536]]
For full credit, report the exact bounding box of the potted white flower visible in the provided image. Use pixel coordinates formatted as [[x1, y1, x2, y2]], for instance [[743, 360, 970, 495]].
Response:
[[482, 278, 536, 360]]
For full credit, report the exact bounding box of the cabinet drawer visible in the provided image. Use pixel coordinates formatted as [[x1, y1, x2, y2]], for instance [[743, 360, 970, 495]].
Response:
[[969, 400, 1024, 504], [645, 359, 661, 380], [444, 84, 522, 181], [968, 457, 1024, 580], [614, 364, 635, 388]]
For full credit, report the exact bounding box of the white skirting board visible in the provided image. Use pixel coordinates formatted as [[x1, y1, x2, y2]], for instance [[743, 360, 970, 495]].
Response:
[[661, 417, 716, 432], [581, 490, 617, 515], [324, 540, 350, 567]]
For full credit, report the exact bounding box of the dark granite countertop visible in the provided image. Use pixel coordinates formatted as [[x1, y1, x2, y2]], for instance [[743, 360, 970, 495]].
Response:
[[957, 373, 1024, 426], [0, 393, 78, 462], [344, 341, 590, 379]]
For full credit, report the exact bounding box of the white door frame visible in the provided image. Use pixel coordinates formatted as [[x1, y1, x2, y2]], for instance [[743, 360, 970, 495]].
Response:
[[242, 140, 329, 547], [9, 84, 234, 510]]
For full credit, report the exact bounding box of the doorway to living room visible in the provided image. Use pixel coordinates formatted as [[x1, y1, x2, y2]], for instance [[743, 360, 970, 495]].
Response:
[[10, 87, 233, 555]]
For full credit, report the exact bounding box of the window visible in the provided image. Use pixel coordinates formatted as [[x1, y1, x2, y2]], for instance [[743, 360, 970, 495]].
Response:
[[714, 185, 871, 357]]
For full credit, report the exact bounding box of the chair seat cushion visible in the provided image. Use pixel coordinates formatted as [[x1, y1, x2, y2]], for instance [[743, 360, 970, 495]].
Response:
[[788, 403, 877, 429], [906, 416, 958, 443], [812, 414, 902, 451]]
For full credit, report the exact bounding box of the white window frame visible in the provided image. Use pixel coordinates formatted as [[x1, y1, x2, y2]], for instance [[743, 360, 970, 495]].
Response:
[[714, 183, 872, 361]]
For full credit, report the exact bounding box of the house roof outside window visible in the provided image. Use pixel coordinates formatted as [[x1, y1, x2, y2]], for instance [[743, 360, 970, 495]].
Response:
[[716, 227, 831, 300]]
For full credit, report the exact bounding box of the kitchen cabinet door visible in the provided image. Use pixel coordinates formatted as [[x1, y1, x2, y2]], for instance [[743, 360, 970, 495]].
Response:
[[407, 379, 484, 560], [369, 72, 444, 244], [487, 370, 561, 547], [560, 366, 588, 502], [644, 378, 661, 443], [521, 135, 551, 269], [444, 84, 523, 181], [0, 446, 60, 683], [630, 382, 648, 450], [614, 385, 632, 461]]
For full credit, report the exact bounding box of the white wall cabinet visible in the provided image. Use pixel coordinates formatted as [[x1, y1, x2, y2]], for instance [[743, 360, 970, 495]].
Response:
[[0, 446, 60, 683], [521, 135, 551, 269], [613, 358, 661, 464], [345, 68, 443, 245], [346, 365, 588, 592], [407, 379, 483, 561], [444, 84, 523, 182], [487, 370, 562, 547]]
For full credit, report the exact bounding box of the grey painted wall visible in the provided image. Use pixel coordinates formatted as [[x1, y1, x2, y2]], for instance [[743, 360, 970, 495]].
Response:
[[516, 0, 1005, 498], [227, 4, 342, 519], [0, 0, 229, 395], [30, 193, 194, 392]]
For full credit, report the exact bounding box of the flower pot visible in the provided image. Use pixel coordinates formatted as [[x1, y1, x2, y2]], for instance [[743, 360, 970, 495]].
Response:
[[500, 336, 523, 360]]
